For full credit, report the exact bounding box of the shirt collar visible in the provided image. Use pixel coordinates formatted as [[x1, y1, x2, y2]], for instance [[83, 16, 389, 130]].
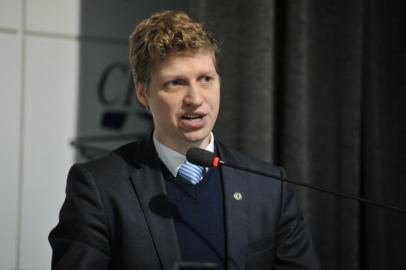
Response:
[[153, 133, 215, 177]]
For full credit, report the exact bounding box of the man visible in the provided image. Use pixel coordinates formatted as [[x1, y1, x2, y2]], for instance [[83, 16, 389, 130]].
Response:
[[49, 10, 320, 270]]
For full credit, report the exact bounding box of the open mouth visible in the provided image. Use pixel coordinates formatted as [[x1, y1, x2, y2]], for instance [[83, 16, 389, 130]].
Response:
[[181, 113, 205, 121]]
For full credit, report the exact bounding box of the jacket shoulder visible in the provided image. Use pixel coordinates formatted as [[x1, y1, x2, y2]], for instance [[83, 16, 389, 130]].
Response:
[[70, 140, 149, 187]]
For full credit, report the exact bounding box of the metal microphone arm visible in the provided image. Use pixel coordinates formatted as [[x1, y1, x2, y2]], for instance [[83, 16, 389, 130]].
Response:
[[220, 161, 406, 214]]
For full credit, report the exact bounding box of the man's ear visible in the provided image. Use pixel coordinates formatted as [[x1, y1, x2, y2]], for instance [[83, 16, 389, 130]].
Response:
[[136, 83, 149, 108]]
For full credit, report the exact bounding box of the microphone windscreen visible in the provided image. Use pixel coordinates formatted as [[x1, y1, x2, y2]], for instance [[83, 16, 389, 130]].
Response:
[[186, 147, 217, 167]]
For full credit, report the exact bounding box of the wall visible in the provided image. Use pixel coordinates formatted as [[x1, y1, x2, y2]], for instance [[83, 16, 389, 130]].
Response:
[[0, 1, 21, 269], [0, 1, 186, 269]]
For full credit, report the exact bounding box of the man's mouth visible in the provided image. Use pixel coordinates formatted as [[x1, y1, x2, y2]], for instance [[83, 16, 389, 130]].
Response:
[[181, 113, 205, 121], [180, 112, 208, 129]]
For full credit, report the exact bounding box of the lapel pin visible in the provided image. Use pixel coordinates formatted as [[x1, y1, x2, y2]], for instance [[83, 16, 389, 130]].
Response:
[[233, 192, 243, 201]]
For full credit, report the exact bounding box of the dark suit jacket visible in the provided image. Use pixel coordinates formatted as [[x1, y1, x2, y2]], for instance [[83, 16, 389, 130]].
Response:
[[49, 136, 320, 270]]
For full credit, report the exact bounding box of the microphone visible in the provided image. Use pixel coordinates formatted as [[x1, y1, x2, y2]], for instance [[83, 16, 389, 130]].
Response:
[[186, 147, 406, 214], [186, 147, 223, 167]]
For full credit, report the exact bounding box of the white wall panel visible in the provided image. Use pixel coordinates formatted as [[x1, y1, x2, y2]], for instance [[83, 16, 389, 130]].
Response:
[[0, 33, 20, 270], [26, 0, 81, 35], [0, 0, 19, 29], [19, 36, 79, 269]]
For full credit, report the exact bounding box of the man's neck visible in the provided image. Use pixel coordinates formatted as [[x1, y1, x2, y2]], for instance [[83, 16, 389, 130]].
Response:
[[153, 134, 212, 155]]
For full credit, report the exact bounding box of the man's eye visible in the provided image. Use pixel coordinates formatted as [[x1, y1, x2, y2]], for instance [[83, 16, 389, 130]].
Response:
[[201, 76, 212, 83], [167, 79, 183, 86]]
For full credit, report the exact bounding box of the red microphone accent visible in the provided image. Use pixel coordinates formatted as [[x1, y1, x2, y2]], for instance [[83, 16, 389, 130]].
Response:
[[212, 156, 220, 167]]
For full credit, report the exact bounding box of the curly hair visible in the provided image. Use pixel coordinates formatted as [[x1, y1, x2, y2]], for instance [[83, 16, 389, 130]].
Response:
[[129, 10, 220, 85]]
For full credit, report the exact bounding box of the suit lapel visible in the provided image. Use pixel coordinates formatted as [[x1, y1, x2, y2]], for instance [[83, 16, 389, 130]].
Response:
[[218, 144, 249, 270], [122, 137, 181, 270], [131, 167, 181, 270]]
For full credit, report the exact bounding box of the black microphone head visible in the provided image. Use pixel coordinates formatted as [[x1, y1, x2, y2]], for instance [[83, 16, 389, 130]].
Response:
[[186, 147, 218, 167]]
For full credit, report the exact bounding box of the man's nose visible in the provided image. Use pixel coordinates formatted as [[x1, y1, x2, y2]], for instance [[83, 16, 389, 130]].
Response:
[[183, 83, 203, 106]]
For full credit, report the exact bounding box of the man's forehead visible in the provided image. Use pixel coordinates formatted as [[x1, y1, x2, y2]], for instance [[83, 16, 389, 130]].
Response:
[[152, 50, 217, 77]]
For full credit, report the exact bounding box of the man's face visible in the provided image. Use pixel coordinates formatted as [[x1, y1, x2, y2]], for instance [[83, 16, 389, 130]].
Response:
[[137, 50, 220, 154]]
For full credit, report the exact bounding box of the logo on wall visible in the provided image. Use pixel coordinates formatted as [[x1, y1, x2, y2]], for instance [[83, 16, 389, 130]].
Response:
[[97, 62, 151, 130]]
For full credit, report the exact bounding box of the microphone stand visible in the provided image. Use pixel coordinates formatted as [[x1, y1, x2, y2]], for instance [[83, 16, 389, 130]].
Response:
[[219, 161, 406, 214]]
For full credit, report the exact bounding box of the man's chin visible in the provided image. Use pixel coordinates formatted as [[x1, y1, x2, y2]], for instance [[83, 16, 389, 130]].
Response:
[[183, 132, 211, 146]]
